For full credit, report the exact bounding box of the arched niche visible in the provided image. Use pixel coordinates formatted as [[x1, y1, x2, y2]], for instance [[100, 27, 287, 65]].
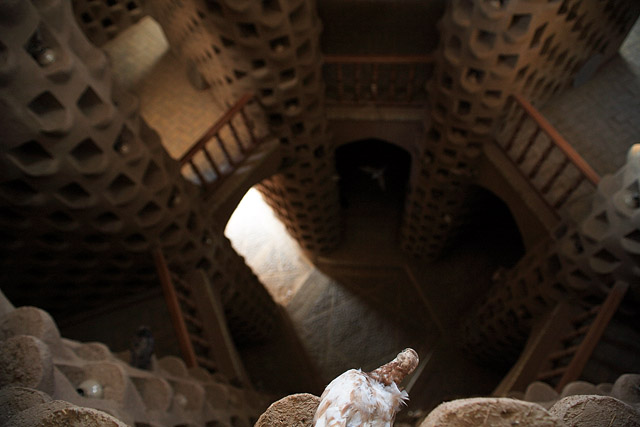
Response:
[[335, 138, 412, 245]]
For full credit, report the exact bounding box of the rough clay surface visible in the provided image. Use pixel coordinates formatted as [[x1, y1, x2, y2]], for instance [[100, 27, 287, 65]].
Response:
[[0, 386, 52, 424], [0, 335, 54, 394], [255, 393, 320, 427], [549, 395, 640, 427], [0, 307, 61, 344], [419, 398, 566, 426], [7, 400, 128, 426], [611, 374, 640, 405], [560, 381, 603, 398], [525, 381, 560, 408]]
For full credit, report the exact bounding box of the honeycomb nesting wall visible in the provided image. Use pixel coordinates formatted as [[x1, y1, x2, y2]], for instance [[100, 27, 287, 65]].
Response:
[[0, 0, 278, 344], [0, 295, 266, 426], [72, 0, 146, 47], [401, 0, 640, 259], [147, 0, 235, 108], [461, 145, 640, 362], [148, 0, 341, 254]]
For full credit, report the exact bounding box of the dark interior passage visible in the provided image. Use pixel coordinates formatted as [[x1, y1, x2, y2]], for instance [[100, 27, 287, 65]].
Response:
[[335, 139, 412, 249], [336, 139, 411, 207], [445, 186, 526, 269]]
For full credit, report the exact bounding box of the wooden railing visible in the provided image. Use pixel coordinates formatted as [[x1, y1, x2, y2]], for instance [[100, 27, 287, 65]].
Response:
[[542, 281, 628, 391], [496, 94, 600, 212], [493, 281, 628, 395], [152, 249, 251, 387], [179, 93, 264, 194], [323, 55, 434, 106]]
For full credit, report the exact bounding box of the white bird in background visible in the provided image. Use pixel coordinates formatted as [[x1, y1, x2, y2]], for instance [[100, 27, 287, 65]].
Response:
[[314, 348, 419, 427], [359, 166, 387, 191]]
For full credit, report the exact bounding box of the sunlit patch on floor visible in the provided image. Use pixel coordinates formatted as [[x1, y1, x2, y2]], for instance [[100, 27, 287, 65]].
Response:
[[225, 188, 313, 306]]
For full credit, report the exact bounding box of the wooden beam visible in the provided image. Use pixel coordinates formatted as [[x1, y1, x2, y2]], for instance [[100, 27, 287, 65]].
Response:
[[512, 94, 600, 186], [152, 249, 198, 368], [555, 281, 629, 391], [187, 269, 252, 388]]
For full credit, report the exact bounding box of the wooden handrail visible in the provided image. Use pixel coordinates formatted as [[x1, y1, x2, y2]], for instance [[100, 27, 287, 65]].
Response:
[[555, 281, 629, 391], [323, 55, 432, 107], [512, 94, 600, 186], [179, 93, 255, 166], [152, 248, 198, 368], [324, 54, 434, 64]]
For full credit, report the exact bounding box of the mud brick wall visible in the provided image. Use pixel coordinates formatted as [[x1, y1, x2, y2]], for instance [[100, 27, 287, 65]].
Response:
[[72, 0, 146, 46]]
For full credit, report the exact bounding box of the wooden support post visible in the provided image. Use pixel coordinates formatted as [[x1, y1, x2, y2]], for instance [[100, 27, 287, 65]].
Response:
[[187, 269, 252, 388], [152, 249, 198, 368]]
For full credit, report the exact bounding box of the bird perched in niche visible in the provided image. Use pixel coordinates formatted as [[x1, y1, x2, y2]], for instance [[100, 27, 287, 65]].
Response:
[[314, 348, 419, 427], [130, 326, 155, 370]]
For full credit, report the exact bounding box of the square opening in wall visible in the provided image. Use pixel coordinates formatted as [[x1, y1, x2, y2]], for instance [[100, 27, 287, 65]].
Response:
[[285, 98, 299, 111], [458, 100, 471, 115], [77, 86, 107, 122], [475, 30, 496, 51], [529, 23, 547, 48], [540, 34, 554, 55], [238, 23, 258, 38], [507, 14, 532, 38], [206, 0, 223, 15], [262, 0, 281, 13], [28, 91, 65, 122], [465, 68, 485, 85], [269, 113, 283, 126], [24, 24, 60, 68], [484, 89, 502, 100], [280, 68, 295, 82], [221, 36, 235, 47], [101, 17, 114, 28], [289, 3, 306, 25], [497, 54, 518, 69], [291, 122, 304, 135], [515, 65, 528, 82], [270, 36, 290, 52]]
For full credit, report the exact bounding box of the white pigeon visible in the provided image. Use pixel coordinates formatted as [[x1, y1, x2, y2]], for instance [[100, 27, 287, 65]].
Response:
[[314, 348, 419, 427]]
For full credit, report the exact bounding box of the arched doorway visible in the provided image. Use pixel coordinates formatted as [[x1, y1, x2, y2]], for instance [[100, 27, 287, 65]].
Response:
[[335, 138, 412, 250], [450, 185, 526, 268]]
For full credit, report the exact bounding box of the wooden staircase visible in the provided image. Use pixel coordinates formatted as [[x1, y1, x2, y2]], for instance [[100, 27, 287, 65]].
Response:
[[493, 281, 629, 395], [152, 248, 251, 388]]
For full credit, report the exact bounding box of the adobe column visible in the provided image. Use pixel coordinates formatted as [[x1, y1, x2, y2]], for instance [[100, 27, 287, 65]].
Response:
[[147, 0, 235, 109]]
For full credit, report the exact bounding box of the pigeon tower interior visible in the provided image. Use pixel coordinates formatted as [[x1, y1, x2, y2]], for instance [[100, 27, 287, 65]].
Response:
[[1, 0, 640, 425]]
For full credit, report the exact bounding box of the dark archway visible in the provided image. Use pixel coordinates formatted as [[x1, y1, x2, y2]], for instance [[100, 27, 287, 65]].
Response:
[[447, 185, 526, 269], [335, 139, 412, 248]]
